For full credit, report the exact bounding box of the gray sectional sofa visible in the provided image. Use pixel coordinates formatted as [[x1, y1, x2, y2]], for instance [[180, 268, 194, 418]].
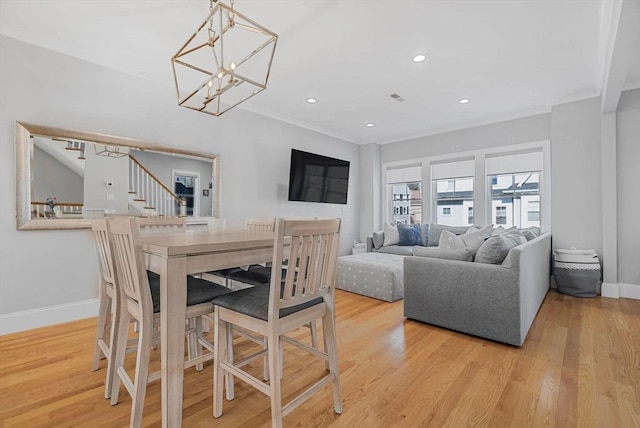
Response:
[[403, 233, 551, 346]]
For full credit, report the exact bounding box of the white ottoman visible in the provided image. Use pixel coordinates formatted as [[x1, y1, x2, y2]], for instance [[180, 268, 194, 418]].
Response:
[[336, 253, 405, 302]]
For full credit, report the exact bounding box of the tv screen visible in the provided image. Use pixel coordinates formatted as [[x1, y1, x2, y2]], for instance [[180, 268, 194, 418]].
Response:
[[288, 149, 350, 204]]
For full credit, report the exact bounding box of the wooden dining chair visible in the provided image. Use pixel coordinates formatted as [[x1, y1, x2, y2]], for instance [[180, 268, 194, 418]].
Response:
[[245, 217, 276, 232], [107, 217, 232, 427], [90, 219, 120, 399], [206, 217, 276, 288], [138, 215, 186, 232], [90, 217, 181, 398], [212, 218, 343, 428]]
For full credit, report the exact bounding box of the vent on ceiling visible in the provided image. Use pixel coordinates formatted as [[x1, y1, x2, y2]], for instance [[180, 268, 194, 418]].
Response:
[[390, 93, 405, 102]]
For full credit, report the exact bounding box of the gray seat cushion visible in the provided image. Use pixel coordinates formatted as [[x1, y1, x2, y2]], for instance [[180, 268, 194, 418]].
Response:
[[375, 245, 414, 256], [226, 265, 272, 286], [412, 246, 473, 261], [206, 267, 245, 278], [211, 284, 323, 321], [226, 266, 288, 287], [148, 276, 232, 313]]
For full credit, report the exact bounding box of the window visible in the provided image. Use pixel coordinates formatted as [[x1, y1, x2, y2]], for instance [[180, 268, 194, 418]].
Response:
[[495, 206, 507, 225], [435, 177, 474, 226], [390, 181, 422, 225], [528, 200, 540, 221], [489, 172, 540, 228], [385, 144, 547, 231]]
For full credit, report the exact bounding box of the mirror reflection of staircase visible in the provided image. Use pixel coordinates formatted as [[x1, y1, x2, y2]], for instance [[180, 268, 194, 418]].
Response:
[[128, 155, 186, 217]]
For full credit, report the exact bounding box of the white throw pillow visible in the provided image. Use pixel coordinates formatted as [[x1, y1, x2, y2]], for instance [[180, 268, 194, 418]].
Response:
[[491, 226, 506, 236], [459, 229, 486, 255], [383, 222, 399, 246], [438, 230, 467, 250], [467, 225, 493, 239]]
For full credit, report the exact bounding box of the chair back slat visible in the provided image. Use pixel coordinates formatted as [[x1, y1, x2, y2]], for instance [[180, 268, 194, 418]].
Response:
[[108, 218, 152, 312], [138, 216, 185, 233], [269, 218, 341, 315], [92, 219, 116, 285], [246, 217, 275, 232]]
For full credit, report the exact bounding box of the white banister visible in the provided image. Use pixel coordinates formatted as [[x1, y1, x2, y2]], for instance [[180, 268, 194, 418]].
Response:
[[128, 156, 186, 217]]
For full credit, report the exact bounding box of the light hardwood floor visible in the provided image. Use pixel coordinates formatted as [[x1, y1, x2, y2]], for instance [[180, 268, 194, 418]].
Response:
[[1, 289, 638, 427]]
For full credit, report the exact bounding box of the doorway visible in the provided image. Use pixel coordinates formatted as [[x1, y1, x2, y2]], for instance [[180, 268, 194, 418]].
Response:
[[172, 170, 200, 217]]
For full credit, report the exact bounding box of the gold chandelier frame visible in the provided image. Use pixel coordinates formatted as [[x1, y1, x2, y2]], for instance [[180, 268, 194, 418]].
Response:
[[171, 0, 278, 116]]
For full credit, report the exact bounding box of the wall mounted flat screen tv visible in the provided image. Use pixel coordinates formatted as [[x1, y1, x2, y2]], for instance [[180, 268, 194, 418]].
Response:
[[288, 149, 350, 204]]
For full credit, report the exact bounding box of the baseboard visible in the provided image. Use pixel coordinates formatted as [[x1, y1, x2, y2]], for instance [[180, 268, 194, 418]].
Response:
[[601, 282, 620, 298], [619, 283, 640, 300], [601, 282, 640, 300], [0, 299, 99, 335]]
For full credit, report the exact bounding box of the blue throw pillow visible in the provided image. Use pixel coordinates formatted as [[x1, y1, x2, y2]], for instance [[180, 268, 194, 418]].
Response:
[[397, 223, 422, 246]]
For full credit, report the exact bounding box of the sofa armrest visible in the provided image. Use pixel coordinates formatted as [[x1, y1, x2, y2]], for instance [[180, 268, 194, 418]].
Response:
[[403, 257, 522, 345]]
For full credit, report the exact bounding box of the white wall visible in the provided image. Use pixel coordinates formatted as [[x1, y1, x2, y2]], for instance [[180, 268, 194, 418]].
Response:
[[32, 146, 84, 203], [550, 97, 603, 254], [358, 143, 381, 240], [0, 36, 359, 331], [83, 147, 129, 213], [380, 113, 551, 162], [616, 89, 640, 286]]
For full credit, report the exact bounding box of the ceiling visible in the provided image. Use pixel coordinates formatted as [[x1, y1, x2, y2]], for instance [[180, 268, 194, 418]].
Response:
[[1, 0, 638, 145]]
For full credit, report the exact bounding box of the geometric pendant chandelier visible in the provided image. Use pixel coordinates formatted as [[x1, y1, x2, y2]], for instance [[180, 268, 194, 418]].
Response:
[[171, 0, 278, 116]]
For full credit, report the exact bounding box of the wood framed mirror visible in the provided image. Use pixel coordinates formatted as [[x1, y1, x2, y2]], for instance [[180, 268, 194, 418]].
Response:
[[15, 122, 219, 230]]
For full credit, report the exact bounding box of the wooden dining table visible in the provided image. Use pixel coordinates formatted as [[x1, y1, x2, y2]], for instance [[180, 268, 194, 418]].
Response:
[[141, 228, 275, 428]]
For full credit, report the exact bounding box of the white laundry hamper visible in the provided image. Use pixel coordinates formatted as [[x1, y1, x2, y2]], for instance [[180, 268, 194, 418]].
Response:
[[553, 248, 601, 297]]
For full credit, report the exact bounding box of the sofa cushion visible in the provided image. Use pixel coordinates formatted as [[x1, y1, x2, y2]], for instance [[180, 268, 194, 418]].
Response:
[[491, 226, 506, 236], [519, 226, 541, 241], [420, 223, 431, 247], [376, 245, 414, 256], [372, 230, 385, 250], [438, 230, 467, 249], [398, 223, 422, 246], [383, 222, 399, 246], [474, 233, 523, 264], [412, 246, 473, 261], [427, 224, 469, 246], [459, 229, 487, 255], [467, 225, 493, 239]]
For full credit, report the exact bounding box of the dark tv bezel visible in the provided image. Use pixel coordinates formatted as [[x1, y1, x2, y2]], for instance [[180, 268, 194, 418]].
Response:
[[288, 149, 350, 205]]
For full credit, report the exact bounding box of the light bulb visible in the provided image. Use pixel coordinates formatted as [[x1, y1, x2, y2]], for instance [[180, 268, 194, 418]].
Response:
[[230, 62, 236, 70]]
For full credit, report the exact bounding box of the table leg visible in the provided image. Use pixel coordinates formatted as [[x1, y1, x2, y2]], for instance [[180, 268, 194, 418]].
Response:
[[161, 256, 187, 428]]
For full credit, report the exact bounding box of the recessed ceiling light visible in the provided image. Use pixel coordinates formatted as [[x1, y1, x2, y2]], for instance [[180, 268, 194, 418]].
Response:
[[412, 54, 426, 63], [306, 98, 317, 103], [459, 98, 470, 104], [365, 123, 374, 128]]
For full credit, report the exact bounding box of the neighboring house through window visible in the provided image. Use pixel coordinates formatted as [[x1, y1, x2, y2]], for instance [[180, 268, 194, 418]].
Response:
[[383, 141, 549, 232]]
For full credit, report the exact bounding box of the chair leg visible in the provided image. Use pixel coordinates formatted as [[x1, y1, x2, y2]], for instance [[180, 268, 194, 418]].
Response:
[[129, 311, 153, 428], [322, 312, 342, 414], [267, 332, 283, 428], [213, 312, 227, 418], [110, 295, 133, 405], [308, 321, 318, 348], [194, 317, 204, 372], [225, 326, 235, 400], [103, 292, 121, 400], [262, 336, 270, 381], [279, 338, 284, 379], [92, 286, 111, 371]]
